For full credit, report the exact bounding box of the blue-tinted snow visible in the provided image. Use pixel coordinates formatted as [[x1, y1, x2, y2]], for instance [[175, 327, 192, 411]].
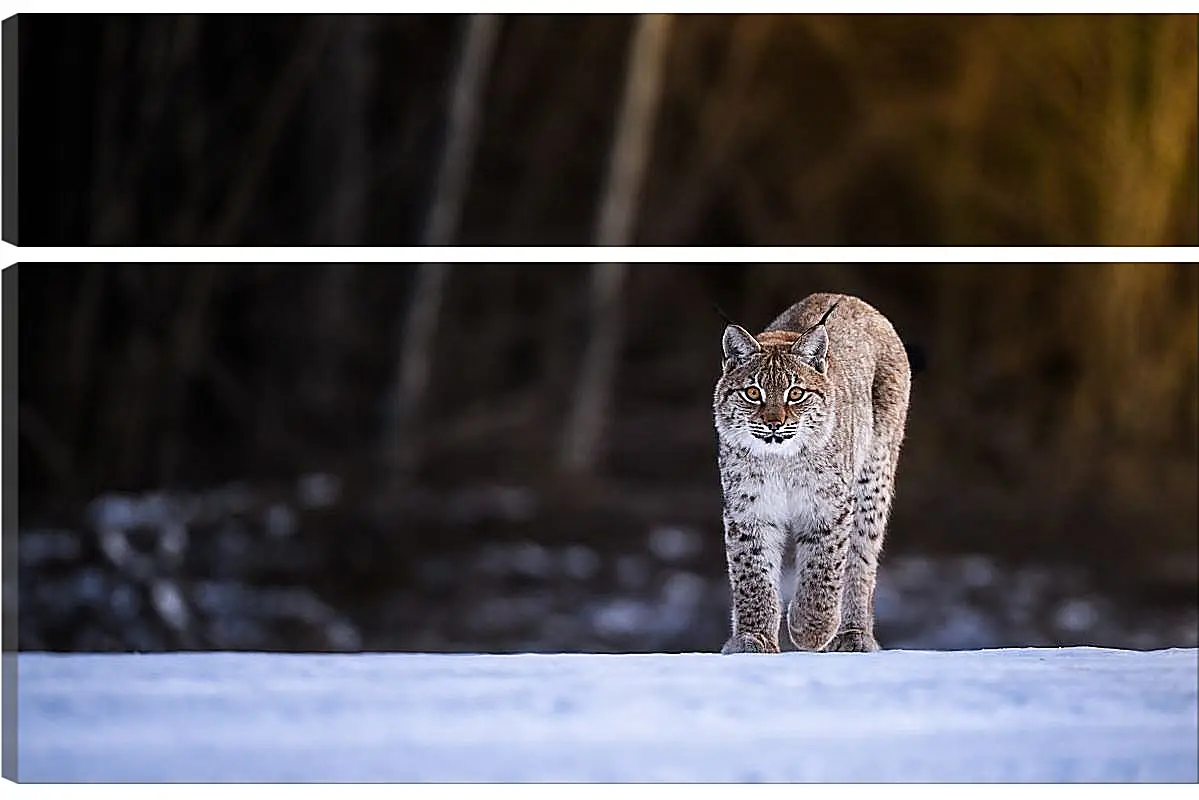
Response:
[[17, 647, 1198, 783]]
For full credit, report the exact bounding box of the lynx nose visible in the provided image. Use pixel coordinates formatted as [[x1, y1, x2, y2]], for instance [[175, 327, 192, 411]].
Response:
[[761, 404, 786, 429]]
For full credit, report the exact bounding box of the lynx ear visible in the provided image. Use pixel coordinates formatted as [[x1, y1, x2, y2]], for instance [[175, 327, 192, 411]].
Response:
[[722, 325, 761, 363], [792, 326, 829, 374]]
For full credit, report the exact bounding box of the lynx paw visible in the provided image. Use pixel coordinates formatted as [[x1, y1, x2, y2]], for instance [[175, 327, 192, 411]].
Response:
[[720, 631, 780, 654], [823, 630, 880, 653], [786, 601, 839, 652]]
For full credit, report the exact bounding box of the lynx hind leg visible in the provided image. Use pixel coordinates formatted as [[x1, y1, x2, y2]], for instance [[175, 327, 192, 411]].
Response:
[[826, 437, 900, 653]]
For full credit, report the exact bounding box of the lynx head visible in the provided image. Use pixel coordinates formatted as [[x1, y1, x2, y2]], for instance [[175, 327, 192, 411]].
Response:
[[713, 321, 835, 453]]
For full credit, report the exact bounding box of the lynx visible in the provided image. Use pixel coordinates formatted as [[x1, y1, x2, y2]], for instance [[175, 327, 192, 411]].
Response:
[[713, 293, 911, 654]]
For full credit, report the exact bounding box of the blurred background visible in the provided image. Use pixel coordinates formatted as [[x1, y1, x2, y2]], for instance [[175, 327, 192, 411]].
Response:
[[12, 262, 1199, 654], [14, 13, 1199, 246]]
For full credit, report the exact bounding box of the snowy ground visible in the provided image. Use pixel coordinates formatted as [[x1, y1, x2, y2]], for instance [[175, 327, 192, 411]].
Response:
[[16, 647, 1197, 783]]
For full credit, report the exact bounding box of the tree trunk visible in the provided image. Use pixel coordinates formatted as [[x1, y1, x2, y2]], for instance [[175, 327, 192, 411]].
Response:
[[423, 13, 502, 248], [560, 14, 672, 475], [383, 14, 503, 484]]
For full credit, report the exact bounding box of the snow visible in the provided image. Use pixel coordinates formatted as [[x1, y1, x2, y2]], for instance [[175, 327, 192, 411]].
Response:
[[16, 647, 1197, 783]]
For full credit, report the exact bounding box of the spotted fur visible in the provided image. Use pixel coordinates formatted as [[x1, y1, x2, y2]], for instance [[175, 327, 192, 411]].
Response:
[[713, 293, 911, 654]]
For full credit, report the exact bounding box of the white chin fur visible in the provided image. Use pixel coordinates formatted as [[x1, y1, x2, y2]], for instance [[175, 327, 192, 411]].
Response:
[[744, 431, 802, 457]]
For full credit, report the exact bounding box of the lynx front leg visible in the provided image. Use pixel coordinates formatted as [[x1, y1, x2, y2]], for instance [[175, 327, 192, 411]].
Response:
[[786, 509, 851, 651], [721, 519, 784, 654]]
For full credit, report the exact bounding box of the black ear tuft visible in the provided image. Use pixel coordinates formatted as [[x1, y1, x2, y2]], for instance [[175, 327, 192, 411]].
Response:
[[791, 326, 829, 373], [722, 325, 761, 363], [814, 301, 840, 329]]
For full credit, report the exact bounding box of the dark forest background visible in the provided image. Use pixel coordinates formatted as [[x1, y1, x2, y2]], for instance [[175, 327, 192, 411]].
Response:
[[12, 13, 1199, 246], [11, 263, 1199, 653]]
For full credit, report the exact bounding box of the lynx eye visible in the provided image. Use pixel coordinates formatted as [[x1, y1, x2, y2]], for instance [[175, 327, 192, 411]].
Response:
[[743, 386, 762, 402], [787, 386, 807, 403]]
